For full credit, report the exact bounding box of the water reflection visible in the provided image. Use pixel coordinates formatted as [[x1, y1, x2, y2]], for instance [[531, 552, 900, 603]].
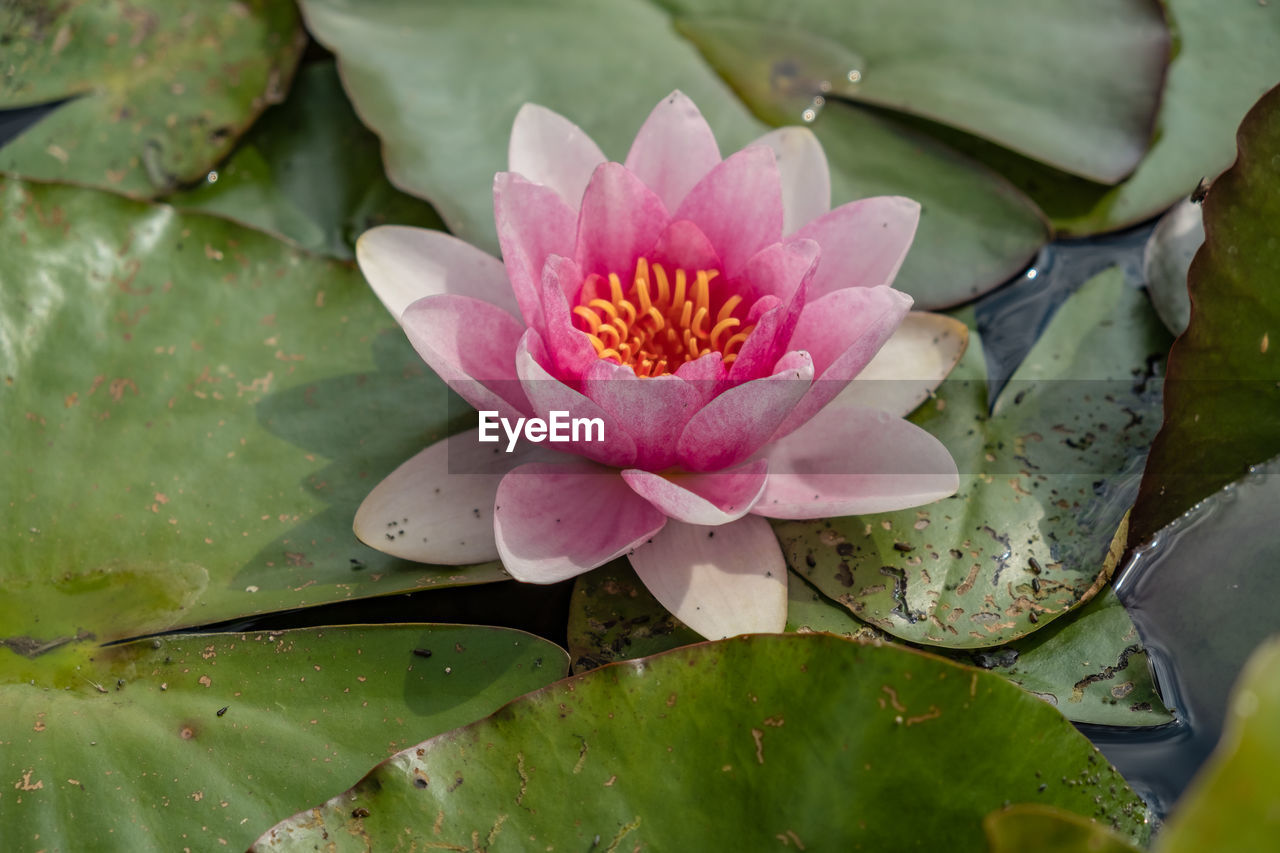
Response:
[[1099, 457, 1280, 818]]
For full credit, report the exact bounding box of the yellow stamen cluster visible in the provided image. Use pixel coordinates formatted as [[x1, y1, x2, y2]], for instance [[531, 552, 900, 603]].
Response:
[[571, 258, 754, 378]]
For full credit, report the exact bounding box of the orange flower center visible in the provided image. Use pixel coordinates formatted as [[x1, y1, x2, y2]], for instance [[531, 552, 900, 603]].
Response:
[[571, 258, 754, 378]]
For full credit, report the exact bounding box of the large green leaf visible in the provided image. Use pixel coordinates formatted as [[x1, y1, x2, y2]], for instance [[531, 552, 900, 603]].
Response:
[[1130, 82, 1280, 546], [297, 0, 1068, 308], [253, 635, 1150, 851], [166, 61, 444, 260], [776, 270, 1171, 648], [933, 0, 1280, 236], [664, 0, 1168, 183], [0, 0, 305, 197], [0, 178, 504, 646], [1, 624, 567, 852], [569, 560, 1170, 726]]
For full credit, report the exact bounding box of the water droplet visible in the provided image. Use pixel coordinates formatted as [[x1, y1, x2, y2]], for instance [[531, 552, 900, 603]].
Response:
[[206, 171, 218, 184], [801, 108, 817, 123], [847, 69, 862, 83]]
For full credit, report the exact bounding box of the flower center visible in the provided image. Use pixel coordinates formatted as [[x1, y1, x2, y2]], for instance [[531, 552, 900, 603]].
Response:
[[571, 257, 754, 378]]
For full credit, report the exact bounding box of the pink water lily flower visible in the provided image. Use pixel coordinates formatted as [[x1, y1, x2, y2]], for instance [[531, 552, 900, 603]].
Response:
[[354, 92, 963, 640]]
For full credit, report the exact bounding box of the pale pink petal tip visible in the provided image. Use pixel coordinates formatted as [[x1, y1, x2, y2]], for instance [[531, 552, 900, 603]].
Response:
[[356, 226, 520, 321], [752, 126, 831, 235], [629, 516, 788, 640], [509, 103, 607, 210], [625, 90, 722, 213]]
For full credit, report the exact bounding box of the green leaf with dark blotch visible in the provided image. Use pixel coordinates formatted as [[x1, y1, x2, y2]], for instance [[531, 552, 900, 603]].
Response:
[[984, 805, 1143, 853], [919, 0, 1280, 237], [775, 269, 1172, 648], [569, 560, 1170, 725], [0, 0, 305, 197], [1155, 636, 1280, 853], [1129, 82, 1280, 546], [0, 178, 505, 644], [0, 625, 567, 853], [166, 61, 443, 260], [252, 635, 1151, 852], [296, 0, 1057, 309], [666, 0, 1168, 183]]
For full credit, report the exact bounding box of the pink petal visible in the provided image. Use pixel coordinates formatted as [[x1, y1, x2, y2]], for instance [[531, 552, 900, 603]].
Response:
[[515, 330, 637, 467], [790, 196, 920, 299], [752, 126, 831, 235], [402, 294, 532, 419], [788, 286, 913, 379], [574, 162, 670, 279], [674, 351, 728, 384], [356, 226, 521, 321], [833, 312, 969, 417], [771, 286, 913, 438], [753, 405, 958, 519], [629, 516, 787, 640], [494, 172, 577, 331], [508, 103, 606, 210], [677, 353, 813, 472], [539, 254, 601, 378], [649, 219, 722, 273], [353, 429, 563, 564], [621, 459, 768, 525], [495, 462, 666, 583], [624, 91, 723, 213], [725, 239, 818, 382], [582, 358, 705, 471], [675, 145, 784, 277]]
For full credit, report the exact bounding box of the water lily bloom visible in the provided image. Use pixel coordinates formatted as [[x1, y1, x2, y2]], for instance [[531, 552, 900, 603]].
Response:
[[354, 92, 963, 640]]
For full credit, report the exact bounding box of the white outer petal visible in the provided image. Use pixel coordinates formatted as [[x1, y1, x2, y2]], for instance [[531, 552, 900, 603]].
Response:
[[629, 516, 788, 640], [353, 429, 562, 565], [835, 312, 969, 416], [508, 103, 606, 211], [356, 226, 521, 321], [752, 126, 831, 235]]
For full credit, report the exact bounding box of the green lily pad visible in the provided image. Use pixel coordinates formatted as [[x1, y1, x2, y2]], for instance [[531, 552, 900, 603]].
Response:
[[1, 624, 567, 851], [166, 61, 444, 260], [1130, 82, 1280, 546], [253, 635, 1150, 851], [570, 559, 1170, 726], [0, 0, 305, 197], [775, 268, 1172, 648], [668, 0, 1168, 183], [985, 805, 1143, 853], [297, 0, 1058, 309], [0, 178, 504, 646], [1155, 635, 1280, 853], [929, 0, 1280, 236]]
